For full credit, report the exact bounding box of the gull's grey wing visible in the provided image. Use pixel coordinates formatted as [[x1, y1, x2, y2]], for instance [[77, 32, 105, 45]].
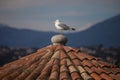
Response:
[[58, 24, 70, 30]]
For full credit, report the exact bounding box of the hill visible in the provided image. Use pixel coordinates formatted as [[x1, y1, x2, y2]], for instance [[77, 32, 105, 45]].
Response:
[[0, 24, 55, 48], [67, 14, 120, 47]]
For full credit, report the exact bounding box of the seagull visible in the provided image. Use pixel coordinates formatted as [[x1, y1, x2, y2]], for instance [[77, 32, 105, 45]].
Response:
[[54, 19, 75, 34]]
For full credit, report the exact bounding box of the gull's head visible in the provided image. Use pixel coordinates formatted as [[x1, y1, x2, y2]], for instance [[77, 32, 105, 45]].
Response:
[[55, 19, 59, 22], [54, 19, 60, 23]]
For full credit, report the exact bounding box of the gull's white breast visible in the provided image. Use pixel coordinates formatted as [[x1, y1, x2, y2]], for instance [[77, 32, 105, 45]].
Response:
[[55, 22, 64, 30]]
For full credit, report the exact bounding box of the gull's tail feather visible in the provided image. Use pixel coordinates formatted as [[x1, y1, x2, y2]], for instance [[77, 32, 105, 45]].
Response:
[[70, 28, 76, 30]]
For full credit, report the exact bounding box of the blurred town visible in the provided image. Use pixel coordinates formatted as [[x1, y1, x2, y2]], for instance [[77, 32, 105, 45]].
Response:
[[0, 46, 37, 66], [0, 45, 120, 67], [80, 45, 120, 67]]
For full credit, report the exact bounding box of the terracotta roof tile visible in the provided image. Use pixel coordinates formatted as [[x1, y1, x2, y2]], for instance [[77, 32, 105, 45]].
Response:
[[84, 66, 94, 74], [49, 71, 59, 80], [0, 45, 120, 80], [51, 51, 60, 59], [68, 65, 77, 73], [110, 74, 120, 80], [77, 65, 86, 73], [60, 58, 67, 65], [37, 64, 52, 80], [72, 59, 82, 66], [63, 46, 80, 53], [100, 73, 113, 80], [97, 60, 115, 68], [90, 72, 105, 80], [68, 52, 78, 60], [60, 71, 70, 80], [25, 64, 45, 80], [81, 72, 93, 80], [63, 46, 73, 52], [60, 50, 68, 59], [103, 67, 114, 74], [82, 60, 95, 68], [55, 45, 63, 51], [111, 68, 120, 74], [67, 59, 74, 66], [53, 59, 60, 65], [60, 65, 68, 72], [51, 64, 59, 72], [91, 67, 105, 74], [71, 72, 81, 80]]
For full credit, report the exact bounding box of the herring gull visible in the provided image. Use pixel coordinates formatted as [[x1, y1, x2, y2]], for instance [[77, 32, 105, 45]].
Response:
[[54, 19, 75, 33]]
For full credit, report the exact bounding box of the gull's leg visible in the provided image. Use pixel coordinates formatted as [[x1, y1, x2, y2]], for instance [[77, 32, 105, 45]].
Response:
[[58, 30, 62, 34], [60, 30, 63, 34], [58, 29, 61, 34]]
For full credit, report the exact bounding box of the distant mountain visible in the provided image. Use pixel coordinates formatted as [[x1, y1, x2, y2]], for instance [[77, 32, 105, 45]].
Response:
[[0, 24, 56, 48], [0, 14, 120, 47], [67, 14, 120, 47]]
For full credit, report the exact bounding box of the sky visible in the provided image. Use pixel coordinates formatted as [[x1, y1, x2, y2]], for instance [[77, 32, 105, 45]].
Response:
[[0, 0, 120, 32]]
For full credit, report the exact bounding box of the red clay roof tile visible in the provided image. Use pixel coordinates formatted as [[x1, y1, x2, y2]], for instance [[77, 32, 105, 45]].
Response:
[[100, 73, 113, 80], [67, 59, 74, 66], [98, 60, 115, 68], [68, 52, 78, 60], [72, 59, 82, 66], [74, 52, 89, 61], [60, 65, 68, 72], [55, 45, 63, 51], [68, 65, 77, 73], [0, 45, 119, 80], [102, 67, 113, 74], [110, 74, 120, 80], [81, 72, 93, 80], [63, 46, 73, 52], [77, 66, 86, 73], [91, 67, 105, 74], [53, 59, 60, 65], [84, 66, 94, 74], [60, 50, 68, 59], [60, 58, 67, 65], [111, 68, 120, 74], [49, 71, 58, 80], [82, 60, 94, 68], [60, 71, 70, 80], [51, 51, 60, 59], [90, 72, 105, 80], [71, 72, 81, 80], [51, 64, 59, 72]]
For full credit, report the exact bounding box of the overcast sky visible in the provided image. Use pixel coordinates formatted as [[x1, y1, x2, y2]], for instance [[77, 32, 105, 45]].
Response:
[[0, 0, 120, 32]]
